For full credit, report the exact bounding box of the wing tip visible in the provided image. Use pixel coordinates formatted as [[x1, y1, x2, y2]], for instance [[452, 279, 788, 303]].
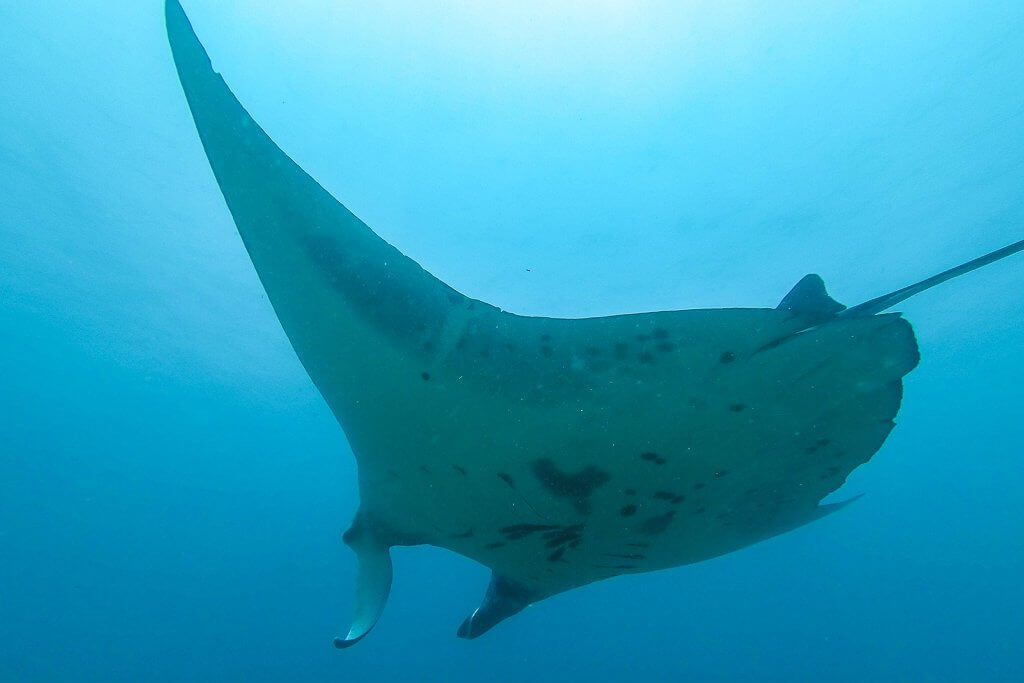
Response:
[[164, 0, 193, 51]]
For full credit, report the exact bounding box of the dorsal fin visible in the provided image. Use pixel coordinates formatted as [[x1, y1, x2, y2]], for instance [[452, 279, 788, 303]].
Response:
[[777, 274, 846, 323]]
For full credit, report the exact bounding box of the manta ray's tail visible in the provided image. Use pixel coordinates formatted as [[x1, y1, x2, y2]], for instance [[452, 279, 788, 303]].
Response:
[[843, 239, 1024, 317]]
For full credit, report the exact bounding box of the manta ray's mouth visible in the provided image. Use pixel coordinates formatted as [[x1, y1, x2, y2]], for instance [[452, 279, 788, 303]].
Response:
[[164, 0, 1023, 648]]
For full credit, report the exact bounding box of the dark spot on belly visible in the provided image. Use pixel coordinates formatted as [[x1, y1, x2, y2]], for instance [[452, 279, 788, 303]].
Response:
[[299, 233, 459, 344], [605, 553, 646, 560], [542, 525, 583, 548], [448, 293, 462, 304], [694, 482, 705, 490], [755, 336, 791, 353], [820, 465, 841, 479], [729, 403, 746, 412], [714, 470, 729, 478], [531, 458, 610, 514], [452, 464, 468, 475], [695, 506, 707, 514], [805, 436, 833, 455], [641, 452, 658, 461], [540, 334, 551, 342], [744, 488, 758, 496], [569, 538, 581, 549], [614, 342, 629, 359], [421, 371, 431, 381], [624, 488, 636, 495], [451, 528, 474, 539], [547, 546, 567, 562], [423, 341, 435, 352], [654, 491, 686, 504], [541, 345, 553, 357], [640, 511, 676, 535], [585, 346, 602, 356], [720, 350, 736, 364], [635, 333, 650, 342], [484, 541, 505, 549], [499, 523, 560, 540], [497, 472, 516, 489], [656, 342, 674, 353], [419, 465, 431, 474], [653, 328, 669, 339], [627, 542, 649, 548], [620, 504, 637, 517], [638, 351, 654, 364]]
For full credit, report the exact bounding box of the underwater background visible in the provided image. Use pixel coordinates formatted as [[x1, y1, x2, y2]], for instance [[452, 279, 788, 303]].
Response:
[[2, 1, 1022, 680]]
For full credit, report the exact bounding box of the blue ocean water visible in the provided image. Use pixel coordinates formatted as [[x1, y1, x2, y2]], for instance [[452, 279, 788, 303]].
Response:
[[2, 1, 1022, 680]]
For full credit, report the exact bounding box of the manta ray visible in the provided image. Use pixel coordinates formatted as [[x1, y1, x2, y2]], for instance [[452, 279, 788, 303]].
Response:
[[165, 1, 1022, 647]]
